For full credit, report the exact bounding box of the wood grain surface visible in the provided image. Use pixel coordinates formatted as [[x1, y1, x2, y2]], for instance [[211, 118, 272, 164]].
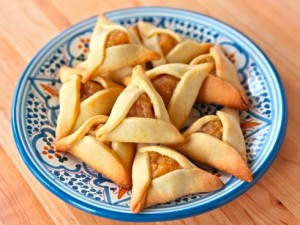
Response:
[[1, 0, 300, 224]]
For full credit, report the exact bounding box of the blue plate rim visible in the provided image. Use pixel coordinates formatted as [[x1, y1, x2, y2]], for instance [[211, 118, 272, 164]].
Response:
[[11, 6, 288, 222]]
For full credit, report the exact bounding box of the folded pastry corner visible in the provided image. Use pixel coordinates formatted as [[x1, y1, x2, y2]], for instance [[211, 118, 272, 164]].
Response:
[[196, 74, 250, 111], [191, 45, 250, 111], [137, 21, 211, 66], [96, 65, 184, 144], [56, 115, 134, 188], [174, 107, 252, 182], [130, 144, 224, 213], [77, 15, 160, 83]]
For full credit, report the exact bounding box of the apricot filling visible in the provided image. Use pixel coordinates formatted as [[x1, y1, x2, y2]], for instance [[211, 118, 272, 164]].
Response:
[[80, 80, 104, 101], [151, 74, 179, 106], [158, 33, 178, 55], [105, 29, 130, 48], [200, 120, 223, 140], [127, 93, 154, 118], [127, 73, 179, 118], [149, 151, 182, 179], [87, 122, 104, 137], [86, 122, 112, 147]]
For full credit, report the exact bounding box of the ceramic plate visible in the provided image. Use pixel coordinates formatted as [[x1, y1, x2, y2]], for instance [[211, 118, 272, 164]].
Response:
[[12, 7, 287, 222]]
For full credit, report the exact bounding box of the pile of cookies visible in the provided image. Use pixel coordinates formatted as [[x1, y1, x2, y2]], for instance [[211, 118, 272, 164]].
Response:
[[55, 15, 252, 213]]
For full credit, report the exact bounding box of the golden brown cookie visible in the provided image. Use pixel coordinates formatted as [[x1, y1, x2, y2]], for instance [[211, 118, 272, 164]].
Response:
[[174, 107, 252, 182], [56, 115, 134, 188], [130, 144, 224, 213], [96, 65, 184, 144], [78, 15, 160, 82], [191, 45, 250, 110], [137, 21, 211, 66], [56, 68, 123, 140]]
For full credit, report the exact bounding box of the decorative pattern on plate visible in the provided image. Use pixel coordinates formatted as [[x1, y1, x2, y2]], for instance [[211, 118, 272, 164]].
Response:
[[12, 7, 286, 222], [37, 47, 67, 78], [67, 30, 92, 67]]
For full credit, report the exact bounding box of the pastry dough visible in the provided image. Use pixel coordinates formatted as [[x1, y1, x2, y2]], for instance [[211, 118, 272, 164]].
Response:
[[147, 63, 213, 129], [217, 108, 247, 161], [56, 115, 134, 188], [101, 66, 134, 85], [96, 65, 184, 144], [174, 107, 252, 182], [56, 73, 81, 140], [137, 21, 212, 66], [77, 15, 160, 83], [210, 45, 246, 96], [191, 45, 250, 110], [130, 144, 224, 213], [166, 40, 212, 64], [197, 74, 250, 110], [56, 67, 123, 140]]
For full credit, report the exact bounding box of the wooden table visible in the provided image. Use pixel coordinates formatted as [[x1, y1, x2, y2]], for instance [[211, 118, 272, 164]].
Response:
[[1, 0, 300, 224]]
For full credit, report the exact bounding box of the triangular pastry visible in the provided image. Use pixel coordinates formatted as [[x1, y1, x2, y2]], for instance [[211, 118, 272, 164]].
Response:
[[130, 144, 224, 213], [137, 21, 212, 66], [174, 107, 252, 182], [56, 68, 123, 141], [96, 65, 184, 144], [76, 15, 160, 83], [56, 115, 134, 188], [191, 45, 250, 110], [147, 63, 213, 129]]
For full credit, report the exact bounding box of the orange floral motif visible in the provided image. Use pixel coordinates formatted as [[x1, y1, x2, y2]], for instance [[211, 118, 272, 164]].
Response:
[[224, 51, 236, 63], [40, 84, 59, 97], [42, 145, 56, 159], [41, 145, 67, 162], [240, 122, 261, 129], [78, 37, 90, 54], [228, 53, 236, 63]]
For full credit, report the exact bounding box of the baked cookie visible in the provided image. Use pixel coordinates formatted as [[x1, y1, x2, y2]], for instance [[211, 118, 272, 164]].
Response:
[[174, 107, 252, 182], [96, 65, 184, 144], [56, 68, 123, 140], [130, 144, 224, 213], [77, 15, 160, 82], [137, 21, 212, 66], [191, 45, 250, 110], [56, 115, 134, 188]]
